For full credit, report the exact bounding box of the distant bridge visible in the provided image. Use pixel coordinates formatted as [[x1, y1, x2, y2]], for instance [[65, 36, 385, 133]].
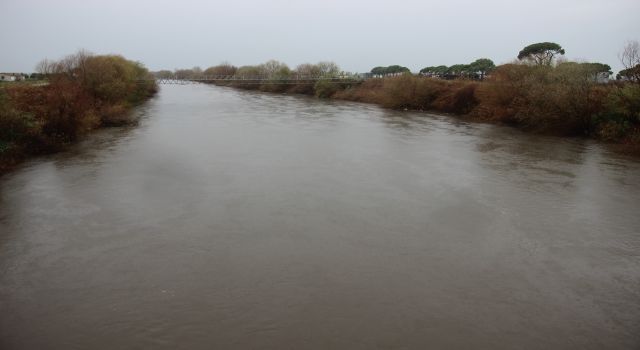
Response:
[[146, 75, 365, 85]]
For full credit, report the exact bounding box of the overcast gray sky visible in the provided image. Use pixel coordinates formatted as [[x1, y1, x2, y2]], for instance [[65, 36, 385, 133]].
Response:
[[1, 0, 638, 74]]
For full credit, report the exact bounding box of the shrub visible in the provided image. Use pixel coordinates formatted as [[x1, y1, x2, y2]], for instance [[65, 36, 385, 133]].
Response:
[[594, 84, 640, 140], [473, 63, 612, 135], [1, 50, 157, 172], [314, 80, 342, 98], [0, 93, 36, 151], [100, 104, 132, 126]]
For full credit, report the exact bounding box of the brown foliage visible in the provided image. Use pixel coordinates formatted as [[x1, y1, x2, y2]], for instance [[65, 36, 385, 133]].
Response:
[[7, 82, 96, 143], [470, 64, 613, 135], [334, 76, 477, 113], [1, 51, 157, 171], [431, 82, 478, 114], [333, 79, 384, 103]]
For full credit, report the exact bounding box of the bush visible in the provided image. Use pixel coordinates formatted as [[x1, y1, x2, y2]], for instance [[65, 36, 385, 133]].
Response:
[[314, 80, 343, 98], [380, 75, 419, 109], [333, 78, 384, 103], [469, 63, 614, 135], [1, 51, 157, 172], [431, 82, 478, 114], [0, 93, 36, 149], [594, 84, 640, 140], [100, 104, 132, 126]]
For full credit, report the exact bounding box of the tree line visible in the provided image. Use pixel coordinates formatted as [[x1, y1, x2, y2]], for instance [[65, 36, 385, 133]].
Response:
[[373, 42, 635, 82], [419, 58, 496, 80], [153, 60, 343, 80]]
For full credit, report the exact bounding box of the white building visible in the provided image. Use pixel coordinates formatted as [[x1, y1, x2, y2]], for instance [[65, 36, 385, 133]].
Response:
[[0, 73, 17, 81]]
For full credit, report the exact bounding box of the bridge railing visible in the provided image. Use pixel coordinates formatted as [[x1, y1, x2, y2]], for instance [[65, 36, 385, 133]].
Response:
[[144, 75, 364, 85]]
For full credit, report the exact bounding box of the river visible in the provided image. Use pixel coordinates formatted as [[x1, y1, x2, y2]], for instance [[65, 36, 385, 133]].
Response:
[[1, 84, 639, 349]]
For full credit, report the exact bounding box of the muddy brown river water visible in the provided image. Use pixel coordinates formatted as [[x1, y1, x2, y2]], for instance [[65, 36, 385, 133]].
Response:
[[1, 84, 639, 349]]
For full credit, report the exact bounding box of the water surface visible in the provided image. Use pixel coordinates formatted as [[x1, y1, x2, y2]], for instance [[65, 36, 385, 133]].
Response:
[[1, 84, 639, 349]]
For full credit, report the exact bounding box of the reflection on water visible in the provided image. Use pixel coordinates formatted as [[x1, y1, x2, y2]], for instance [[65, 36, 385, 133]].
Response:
[[1, 84, 639, 350]]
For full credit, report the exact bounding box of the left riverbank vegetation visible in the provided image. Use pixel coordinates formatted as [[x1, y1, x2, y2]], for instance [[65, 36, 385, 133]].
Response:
[[0, 50, 157, 173], [160, 40, 640, 153]]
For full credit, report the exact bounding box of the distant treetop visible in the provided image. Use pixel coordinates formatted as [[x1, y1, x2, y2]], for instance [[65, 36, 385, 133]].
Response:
[[370, 65, 410, 75], [518, 42, 565, 66]]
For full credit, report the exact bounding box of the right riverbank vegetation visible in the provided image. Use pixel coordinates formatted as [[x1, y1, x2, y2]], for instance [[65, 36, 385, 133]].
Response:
[[164, 41, 640, 153], [0, 51, 157, 173]]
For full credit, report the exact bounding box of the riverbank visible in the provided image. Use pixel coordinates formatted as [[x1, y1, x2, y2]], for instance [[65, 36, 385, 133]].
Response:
[[0, 52, 157, 174], [208, 66, 640, 155]]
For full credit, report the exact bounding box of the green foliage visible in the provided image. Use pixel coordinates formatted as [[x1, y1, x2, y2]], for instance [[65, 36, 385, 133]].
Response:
[[387, 65, 410, 74], [420, 65, 448, 75], [235, 65, 262, 78], [468, 58, 495, 79], [0, 92, 36, 149], [370, 65, 410, 75], [586, 62, 612, 76], [447, 64, 470, 75], [371, 66, 386, 75], [421, 59, 494, 80], [517, 42, 565, 65], [617, 64, 640, 81], [594, 84, 640, 140], [557, 62, 612, 82], [81, 55, 154, 104], [314, 80, 342, 98], [258, 60, 291, 79]]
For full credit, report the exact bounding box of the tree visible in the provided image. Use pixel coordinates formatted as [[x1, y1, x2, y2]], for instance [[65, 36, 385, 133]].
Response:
[[371, 65, 410, 76], [296, 63, 319, 77], [517, 42, 565, 66], [35, 59, 54, 75], [586, 63, 612, 76], [432, 65, 448, 75], [558, 62, 612, 82], [585, 63, 612, 82], [235, 65, 262, 78], [617, 65, 640, 82], [386, 65, 410, 74], [419, 66, 434, 74], [297, 62, 341, 77], [174, 69, 195, 79], [259, 60, 290, 79], [204, 63, 237, 77], [371, 66, 387, 75], [447, 64, 469, 76], [154, 70, 173, 79], [469, 58, 495, 80], [191, 66, 203, 79], [316, 62, 340, 77], [619, 40, 640, 82]]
